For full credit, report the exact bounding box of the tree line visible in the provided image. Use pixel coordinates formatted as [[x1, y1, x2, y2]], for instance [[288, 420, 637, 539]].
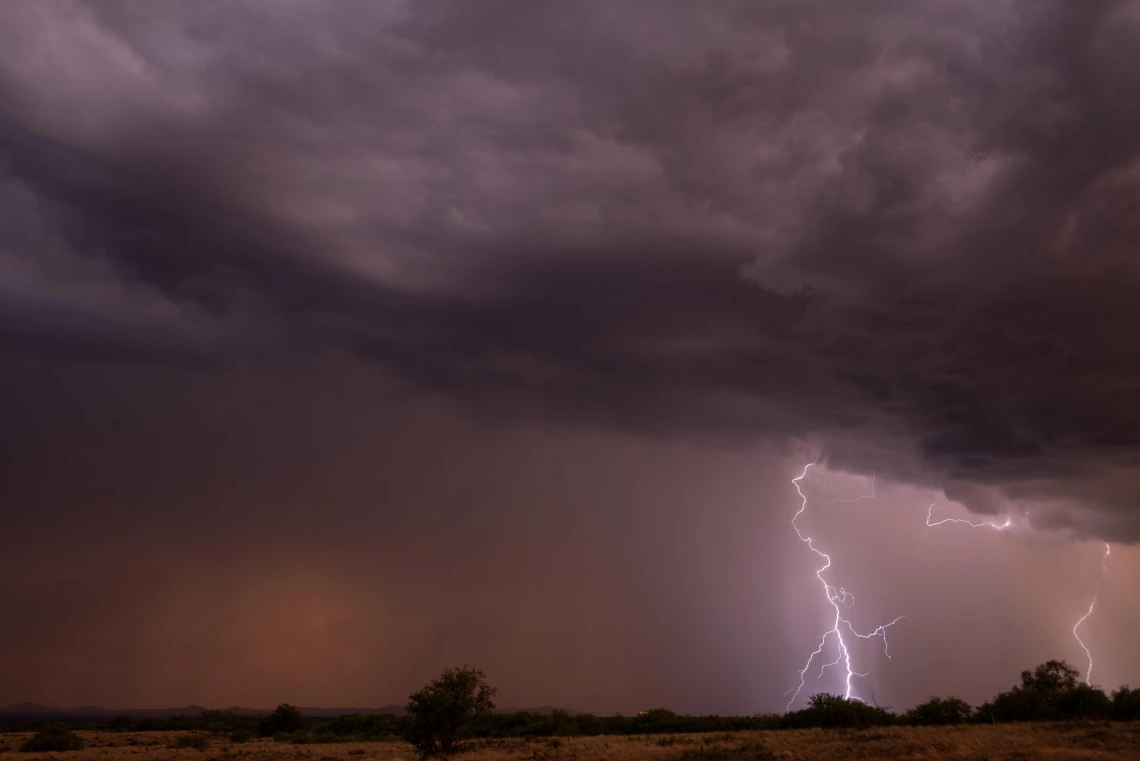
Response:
[[7, 660, 1140, 756]]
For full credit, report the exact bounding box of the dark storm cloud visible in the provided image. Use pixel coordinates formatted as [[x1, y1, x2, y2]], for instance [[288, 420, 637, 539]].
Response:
[[2, 0, 1140, 539]]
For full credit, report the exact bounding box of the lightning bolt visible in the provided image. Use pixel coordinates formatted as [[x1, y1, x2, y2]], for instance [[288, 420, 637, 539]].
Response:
[[924, 503, 1012, 534], [1073, 542, 1111, 686], [785, 464, 904, 711], [821, 472, 875, 504], [924, 504, 1112, 688]]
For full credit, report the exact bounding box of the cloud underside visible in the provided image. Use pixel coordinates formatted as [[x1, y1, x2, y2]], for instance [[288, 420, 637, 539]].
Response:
[[2, 0, 1139, 539]]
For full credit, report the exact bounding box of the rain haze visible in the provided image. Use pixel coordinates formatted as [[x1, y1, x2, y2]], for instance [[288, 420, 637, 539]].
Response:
[[2, 0, 1140, 716]]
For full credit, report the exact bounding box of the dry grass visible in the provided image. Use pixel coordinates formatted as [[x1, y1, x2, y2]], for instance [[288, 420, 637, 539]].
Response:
[[2, 724, 1140, 761]]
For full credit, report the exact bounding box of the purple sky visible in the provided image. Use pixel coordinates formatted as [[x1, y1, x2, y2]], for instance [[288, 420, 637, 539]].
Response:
[[2, 0, 1139, 713]]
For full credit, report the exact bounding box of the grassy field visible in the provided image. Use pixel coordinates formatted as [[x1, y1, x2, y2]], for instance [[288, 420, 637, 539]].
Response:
[[3, 725, 1140, 761]]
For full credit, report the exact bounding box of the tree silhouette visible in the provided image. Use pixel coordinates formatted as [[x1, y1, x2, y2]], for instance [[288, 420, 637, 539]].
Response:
[[1019, 660, 1080, 696], [258, 704, 307, 736], [405, 666, 497, 757], [977, 660, 1111, 722]]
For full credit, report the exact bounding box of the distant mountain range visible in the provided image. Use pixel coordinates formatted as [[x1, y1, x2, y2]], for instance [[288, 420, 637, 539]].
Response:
[[0, 703, 580, 719], [496, 706, 581, 716]]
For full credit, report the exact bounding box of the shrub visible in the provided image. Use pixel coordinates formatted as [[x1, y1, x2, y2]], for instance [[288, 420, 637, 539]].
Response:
[[318, 712, 404, 741], [1055, 683, 1112, 719], [258, 704, 307, 737], [1112, 686, 1140, 721], [1021, 660, 1081, 696], [906, 697, 973, 725], [173, 734, 210, 751], [108, 715, 134, 732], [199, 710, 252, 736], [782, 693, 894, 729], [404, 666, 497, 757], [20, 725, 85, 753], [228, 729, 252, 744], [976, 660, 1112, 722]]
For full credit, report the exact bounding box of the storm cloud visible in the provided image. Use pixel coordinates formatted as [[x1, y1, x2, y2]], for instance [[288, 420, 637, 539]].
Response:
[[3, 0, 1140, 710], [4, 1, 1137, 539]]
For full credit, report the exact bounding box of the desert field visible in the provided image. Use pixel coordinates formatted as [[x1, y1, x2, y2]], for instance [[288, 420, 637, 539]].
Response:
[[3, 725, 1140, 761]]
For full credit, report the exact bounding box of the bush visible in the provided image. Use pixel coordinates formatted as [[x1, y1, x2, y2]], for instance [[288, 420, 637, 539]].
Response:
[[906, 697, 973, 725], [1112, 686, 1140, 721], [229, 729, 252, 744], [318, 713, 404, 741], [173, 734, 210, 750], [1021, 660, 1081, 696], [975, 660, 1112, 722], [1055, 683, 1112, 719], [405, 666, 498, 757], [258, 704, 307, 737], [20, 725, 85, 753], [199, 710, 254, 736], [782, 693, 894, 729], [108, 715, 134, 732]]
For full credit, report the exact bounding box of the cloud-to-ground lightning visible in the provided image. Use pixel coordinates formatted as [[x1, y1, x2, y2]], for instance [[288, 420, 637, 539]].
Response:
[[1073, 542, 1111, 686], [785, 464, 904, 711], [924, 503, 1112, 688]]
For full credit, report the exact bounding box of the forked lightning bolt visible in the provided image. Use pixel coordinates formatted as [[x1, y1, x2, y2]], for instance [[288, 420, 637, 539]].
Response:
[[785, 464, 904, 710], [1073, 543, 1111, 686]]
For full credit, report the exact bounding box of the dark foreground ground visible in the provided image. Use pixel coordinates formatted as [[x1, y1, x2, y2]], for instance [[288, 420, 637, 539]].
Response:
[[3, 724, 1140, 761]]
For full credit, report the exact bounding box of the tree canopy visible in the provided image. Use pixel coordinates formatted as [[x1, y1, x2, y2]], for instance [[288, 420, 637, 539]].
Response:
[[404, 666, 498, 757]]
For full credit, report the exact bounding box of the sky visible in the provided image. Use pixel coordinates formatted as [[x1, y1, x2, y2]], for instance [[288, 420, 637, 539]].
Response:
[[1, 0, 1139, 715]]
